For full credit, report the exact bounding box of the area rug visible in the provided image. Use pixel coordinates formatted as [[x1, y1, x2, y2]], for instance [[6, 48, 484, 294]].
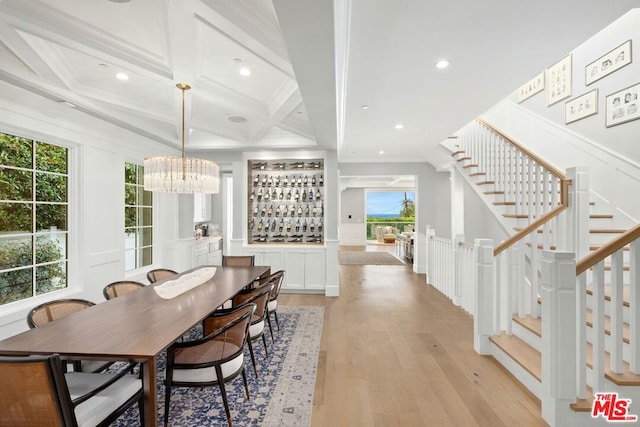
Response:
[[111, 305, 324, 426], [338, 250, 404, 265]]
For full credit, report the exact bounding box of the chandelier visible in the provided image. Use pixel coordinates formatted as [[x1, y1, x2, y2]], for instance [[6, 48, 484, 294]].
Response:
[[144, 83, 219, 194]]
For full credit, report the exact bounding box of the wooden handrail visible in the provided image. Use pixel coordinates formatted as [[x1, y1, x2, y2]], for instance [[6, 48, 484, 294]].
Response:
[[494, 179, 571, 256], [477, 118, 565, 180], [576, 223, 640, 275]]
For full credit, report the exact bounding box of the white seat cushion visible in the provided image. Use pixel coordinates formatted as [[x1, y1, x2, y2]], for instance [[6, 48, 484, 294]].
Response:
[[249, 320, 264, 338], [267, 300, 277, 312], [172, 353, 244, 383], [66, 372, 141, 427]]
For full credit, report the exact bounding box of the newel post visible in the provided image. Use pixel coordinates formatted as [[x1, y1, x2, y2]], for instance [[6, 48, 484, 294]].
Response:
[[474, 238, 494, 355], [453, 234, 465, 306], [541, 250, 576, 427], [425, 226, 435, 285], [564, 167, 589, 258]]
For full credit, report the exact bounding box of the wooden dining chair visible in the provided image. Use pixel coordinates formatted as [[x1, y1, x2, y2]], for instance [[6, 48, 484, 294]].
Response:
[[262, 270, 285, 339], [26, 299, 112, 373], [221, 255, 255, 267], [164, 303, 256, 427], [0, 353, 144, 427], [146, 268, 178, 283], [231, 282, 273, 378], [103, 280, 146, 300]]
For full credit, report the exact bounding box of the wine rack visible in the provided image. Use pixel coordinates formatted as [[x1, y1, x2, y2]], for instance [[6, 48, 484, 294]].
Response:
[[248, 159, 324, 245]]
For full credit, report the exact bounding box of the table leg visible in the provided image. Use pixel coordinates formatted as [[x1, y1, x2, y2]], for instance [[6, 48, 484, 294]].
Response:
[[142, 357, 157, 427]]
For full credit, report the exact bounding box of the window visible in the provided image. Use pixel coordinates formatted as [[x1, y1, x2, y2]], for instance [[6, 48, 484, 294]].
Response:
[[0, 132, 69, 305], [124, 163, 152, 271]]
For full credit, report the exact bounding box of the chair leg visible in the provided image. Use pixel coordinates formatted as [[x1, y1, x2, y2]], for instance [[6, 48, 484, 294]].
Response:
[[261, 333, 269, 356], [163, 383, 172, 426], [266, 312, 275, 343], [247, 338, 258, 378], [241, 369, 250, 399], [216, 365, 233, 427], [274, 310, 280, 330], [138, 395, 145, 427]]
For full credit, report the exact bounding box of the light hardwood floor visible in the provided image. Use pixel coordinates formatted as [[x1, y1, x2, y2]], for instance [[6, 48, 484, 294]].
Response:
[[279, 248, 546, 427]]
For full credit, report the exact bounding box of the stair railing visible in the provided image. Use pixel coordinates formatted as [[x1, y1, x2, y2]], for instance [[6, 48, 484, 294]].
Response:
[[454, 119, 572, 330], [574, 223, 640, 397]]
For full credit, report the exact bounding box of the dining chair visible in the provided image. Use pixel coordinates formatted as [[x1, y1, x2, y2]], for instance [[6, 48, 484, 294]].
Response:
[[0, 353, 144, 427], [221, 255, 255, 267], [103, 280, 146, 300], [231, 282, 273, 378], [146, 268, 178, 283], [26, 299, 112, 373], [164, 303, 256, 427], [262, 270, 285, 339]]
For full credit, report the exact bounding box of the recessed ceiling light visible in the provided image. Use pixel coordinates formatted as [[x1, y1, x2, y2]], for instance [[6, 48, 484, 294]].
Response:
[[394, 123, 404, 129], [228, 116, 248, 123], [115, 72, 129, 81], [379, 150, 385, 155], [361, 105, 369, 110], [239, 67, 251, 76], [435, 59, 450, 69], [108, 0, 131, 3]]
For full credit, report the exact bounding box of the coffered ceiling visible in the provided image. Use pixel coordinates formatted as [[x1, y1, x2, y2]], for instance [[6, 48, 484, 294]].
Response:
[[0, 0, 637, 170]]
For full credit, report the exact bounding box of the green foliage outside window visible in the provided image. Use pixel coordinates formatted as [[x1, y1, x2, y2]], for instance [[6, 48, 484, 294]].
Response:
[[0, 132, 68, 306]]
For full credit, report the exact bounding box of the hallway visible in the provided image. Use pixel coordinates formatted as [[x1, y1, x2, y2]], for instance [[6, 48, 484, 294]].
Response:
[[280, 253, 547, 426]]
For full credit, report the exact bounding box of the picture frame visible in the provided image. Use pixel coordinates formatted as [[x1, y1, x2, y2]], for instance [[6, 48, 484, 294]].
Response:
[[606, 82, 640, 127], [517, 71, 545, 103], [585, 40, 632, 86], [565, 89, 598, 124], [546, 54, 572, 106]]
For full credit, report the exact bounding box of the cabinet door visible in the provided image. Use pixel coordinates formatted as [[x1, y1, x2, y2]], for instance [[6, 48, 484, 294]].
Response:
[[193, 244, 208, 267], [304, 250, 325, 290], [283, 251, 305, 290], [208, 250, 222, 265], [243, 248, 284, 272], [194, 193, 211, 222]]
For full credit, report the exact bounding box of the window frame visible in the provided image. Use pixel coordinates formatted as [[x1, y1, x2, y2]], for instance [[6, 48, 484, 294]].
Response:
[[123, 161, 153, 272]]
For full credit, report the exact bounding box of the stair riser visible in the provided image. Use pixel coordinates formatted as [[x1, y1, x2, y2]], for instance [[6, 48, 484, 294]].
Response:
[[489, 342, 542, 400]]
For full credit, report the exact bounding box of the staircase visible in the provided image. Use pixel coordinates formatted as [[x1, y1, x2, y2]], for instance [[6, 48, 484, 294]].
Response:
[[431, 119, 640, 426]]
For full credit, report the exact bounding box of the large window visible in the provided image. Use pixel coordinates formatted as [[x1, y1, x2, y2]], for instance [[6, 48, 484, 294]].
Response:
[[124, 163, 152, 271], [0, 133, 69, 305]]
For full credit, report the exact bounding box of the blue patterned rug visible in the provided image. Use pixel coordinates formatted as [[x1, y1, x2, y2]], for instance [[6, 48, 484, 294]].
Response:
[[110, 306, 324, 426]]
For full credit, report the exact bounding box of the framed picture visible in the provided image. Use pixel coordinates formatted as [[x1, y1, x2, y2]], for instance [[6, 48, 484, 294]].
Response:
[[605, 82, 640, 127], [565, 89, 598, 124], [585, 40, 632, 86], [517, 71, 545, 103], [547, 54, 572, 106]]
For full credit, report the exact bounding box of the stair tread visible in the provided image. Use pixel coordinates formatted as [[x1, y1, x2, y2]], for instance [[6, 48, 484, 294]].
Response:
[[469, 172, 486, 177], [493, 201, 516, 206], [586, 342, 640, 386], [451, 150, 465, 156], [490, 333, 541, 382], [475, 180, 495, 186], [484, 190, 504, 195], [590, 214, 614, 219], [590, 229, 626, 233], [462, 164, 478, 169], [503, 214, 528, 219], [585, 308, 630, 344], [511, 316, 639, 386]]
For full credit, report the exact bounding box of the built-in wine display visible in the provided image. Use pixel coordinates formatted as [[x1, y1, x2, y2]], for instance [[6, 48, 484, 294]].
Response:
[[248, 159, 324, 245]]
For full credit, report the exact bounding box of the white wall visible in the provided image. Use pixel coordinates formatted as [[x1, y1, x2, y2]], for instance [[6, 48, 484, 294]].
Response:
[[339, 188, 366, 245], [483, 9, 640, 223]]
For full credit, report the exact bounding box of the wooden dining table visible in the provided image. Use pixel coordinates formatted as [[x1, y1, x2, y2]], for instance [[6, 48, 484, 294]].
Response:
[[0, 265, 270, 427]]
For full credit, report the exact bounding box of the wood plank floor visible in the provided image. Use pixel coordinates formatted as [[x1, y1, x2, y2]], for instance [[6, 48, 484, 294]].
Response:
[[279, 247, 546, 427]]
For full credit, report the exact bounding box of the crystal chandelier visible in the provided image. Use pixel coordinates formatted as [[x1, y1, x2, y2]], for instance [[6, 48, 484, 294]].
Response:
[[144, 83, 219, 194]]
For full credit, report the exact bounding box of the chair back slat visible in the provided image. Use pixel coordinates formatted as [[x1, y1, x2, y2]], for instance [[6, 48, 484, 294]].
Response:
[[222, 255, 255, 267], [146, 268, 178, 283], [103, 280, 145, 300]]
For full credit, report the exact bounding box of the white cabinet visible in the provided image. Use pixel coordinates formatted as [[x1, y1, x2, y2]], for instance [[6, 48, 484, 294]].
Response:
[[194, 238, 223, 267], [194, 193, 211, 222], [283, 248, 325, 291], [193, 242, 208, 267], [244, 247, 285, 272]]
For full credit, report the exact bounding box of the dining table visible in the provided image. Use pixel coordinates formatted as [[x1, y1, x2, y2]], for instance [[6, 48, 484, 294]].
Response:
[[0, 265, 270, 427]]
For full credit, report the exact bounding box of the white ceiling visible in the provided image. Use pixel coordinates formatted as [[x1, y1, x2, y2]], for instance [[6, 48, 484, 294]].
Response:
[[0, 0, 637, 176]]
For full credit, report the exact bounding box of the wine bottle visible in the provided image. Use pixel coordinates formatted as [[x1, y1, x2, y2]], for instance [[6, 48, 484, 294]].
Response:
[[270, 220, 276, 232], [257, 188, 263, 202], [315, 189, 321, 201], [253, 174, 259, 187], [283, 175, 289, 187], [318, 218, 323, 232], [308, 189, 313, 201], [261, 175, 267, 187], [286, 189, 292, 200], [268, 176, 274, 187], [312, 174, 317, 185], [290, 206, 296, 217], [249, 191, 255, 201], [249, 219, 255, 229], [295, 219, 301, 232], [267, 204, 273, 217], [294, 189, 300, 201], [278, 189, 284, 200], [319, 175, 324, 186], [257, 219, 264, 231], [302, 190, 307, 202], [279, 219, 284, 232], [252, 207, 258, 217], [297, 175, 302, 187], [261, 205, 266, 217], [303, 175, 308, 186], [305, 205, 310, 216], [286, 220, 292, 232], [275, 175, 280, 186], [272, 188, 278, 200], [310, 219, 315, 232], [297, 205, 303, 216], [302, 219, 308, 232], [264, 189, 270, 201]]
